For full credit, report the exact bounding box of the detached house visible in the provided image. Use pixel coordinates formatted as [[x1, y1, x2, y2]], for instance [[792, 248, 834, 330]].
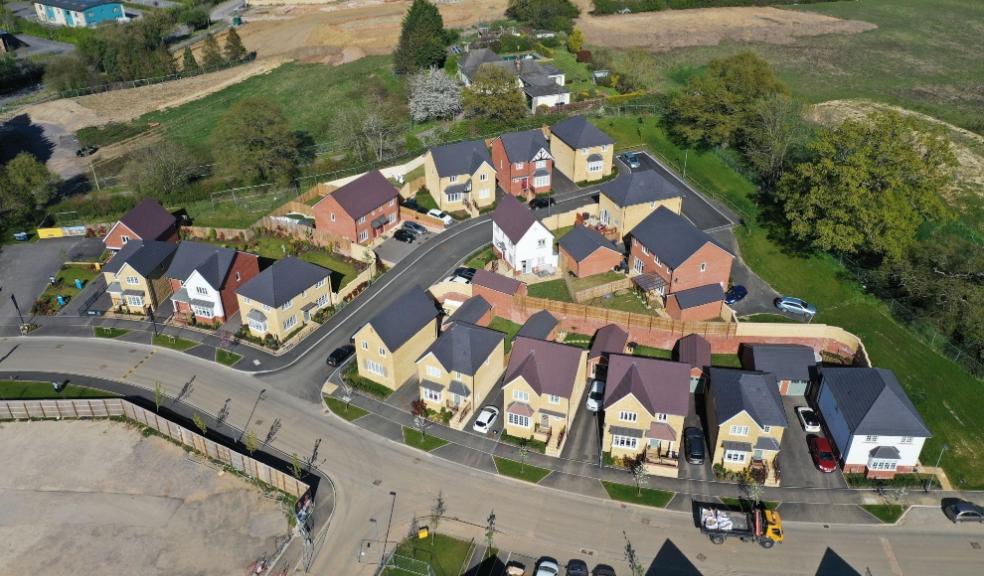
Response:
[[471, 269, 527, 315], [491, 195, 557, 274], [502, 336, 587, 456], [548, 116, 614, 183], [103, 198, 178, 252], [102, 240, 177, 314], [558, 225, 623, 278], [313, 170, 399, 244], [598, 170, 684, 237], [587, 323, 628, 379], [490, 128, 554, 200], [167, 242, 260, 326], [353, 288, 441, 390], [602, 354, 691, 477], [458, 49, 570, 112], [817, 367, 931, 479], [424, 140, 496, 213], [740, 344, 817, 396], [236, 257, 335, 343], [417, 322, 505, 429]]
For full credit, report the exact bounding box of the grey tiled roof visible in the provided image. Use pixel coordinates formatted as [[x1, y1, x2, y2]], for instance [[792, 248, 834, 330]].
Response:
[[755, 437, 781, 451], [709, 368, 787, 429], [237, 257, 332, 308], [117, 198, 175, 241], [821, 367, 931, 437], [516, 310, 557, 340], [246, 309, 267, 323], [610, 426, 643, 438], [103, 240, 176, 277], [366, 288, 440, 351], [473, 269, 523, 295], [588, 324, 629, 361], [675, 333, 711, 369], [743, 344, 815, 382], [522, 82, 569, 97], [722, 440, 752, 453], [498, 129, 550, 163], [558, 225, 620, 263], [492, 195, 541, 244], [604, 354, 690, 416], [417, 322, 503, 376], [631, 207, 731, 268], [166, 241, 237, 288], [429, 139, 492, 177], [318, 170, 398, 220], [448, 295, 492, 325], [672, 284, 724, 310], [871, 446, 902, 460], [420, 380, 444, 392], [550, 116, 613, 149], [504, 336, 583, 398], [459, 48, 500, 79], [600, 170, 685, 208]]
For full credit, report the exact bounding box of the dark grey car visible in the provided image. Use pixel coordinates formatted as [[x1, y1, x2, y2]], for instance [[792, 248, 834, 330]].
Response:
[[684, 426, 706, 465], [943, 499, 984, 523]]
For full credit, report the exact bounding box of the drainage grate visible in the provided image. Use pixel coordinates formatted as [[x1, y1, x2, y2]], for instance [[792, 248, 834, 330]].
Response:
[[372, 479, 382, 486], [579, 549, 595, 556]]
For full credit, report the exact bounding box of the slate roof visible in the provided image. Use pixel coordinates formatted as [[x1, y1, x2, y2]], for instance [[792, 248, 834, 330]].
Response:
[[631, 207, 731, 268], [429, 139, 493, 177], [672, 284, 724, 309], [558, 225, 620, 263], [365, 288, 440, 351], [237, 257, 332, 308], [550, 116, 613, 149], [319, 170, 398, 220], [516, 310, 557, 340], [675, 333, 711, 369], [166, 241, 238, 288], [103, 240, 176, 277], [709, 368, 788, 429], [473, 269, 523, 295], [459, 48, 501, 80], [447, 295, 492, 325], [603, 354, 690, 416], [498, 129, 550, 163], [522, 82, 569, 98], [116, 198, 175, 242], [755, 437, 781, 451], [821, 367, 931, 437], [871, 446, 902, 460], [588, 324, 629, 361], [492, 195, 541, 244], [39, 0, 118, 12], [504, 336, 583, 398], [418, 322, 503, 376], [600, 170, 685, 208], [743, 344, 816, 382]]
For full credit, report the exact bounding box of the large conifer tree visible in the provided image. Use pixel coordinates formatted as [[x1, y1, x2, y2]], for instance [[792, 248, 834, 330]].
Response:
[[394, 0, 448, 74]]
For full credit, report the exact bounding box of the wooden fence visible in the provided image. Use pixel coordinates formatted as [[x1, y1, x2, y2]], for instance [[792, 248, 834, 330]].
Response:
[[0, 398, 310, 498], [572, 277, 634, 303], [182, 225, 255, 242], [541, 205, 598, 231]]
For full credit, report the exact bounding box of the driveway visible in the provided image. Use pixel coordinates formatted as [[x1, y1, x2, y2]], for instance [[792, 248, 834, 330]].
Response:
[[559, 391, 602, 464], [679, 393, 714, 483], [9, 34, 75, 58], [778, 396, 848, 489], [374, 235, 418, 268], [464, 376, 505, 437]]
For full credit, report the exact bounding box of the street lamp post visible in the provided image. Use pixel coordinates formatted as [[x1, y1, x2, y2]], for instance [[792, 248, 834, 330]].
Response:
[[929, 443, 948, 491], [380, 491, 397, 567], [238, 388, 266, 442]]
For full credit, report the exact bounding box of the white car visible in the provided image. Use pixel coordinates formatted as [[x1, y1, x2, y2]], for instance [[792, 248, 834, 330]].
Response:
[[585, 380, 605, 412], [534, 558, 560, 576], [427, 209, 454, 226], [796, 406, 822, 434], [444, 274, 471, 285], [472, 406, 499, 434]]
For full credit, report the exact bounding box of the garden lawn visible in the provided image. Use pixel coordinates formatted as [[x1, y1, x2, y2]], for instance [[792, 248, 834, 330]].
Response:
[[494, 457, 551, 483], [179, 192, 293, 229], [202, 235, 361, 287], [383, 533, 473, 576], [741, 313, 798, 324], [499, 433, 546, 454], [39, 264, 99, 306], [568, 271, 625, 294], [547, 49, 618, 100], [324, 396, 368, 421], [601, 481, 673, 508], [415, 189, 439, 212], [0, 380, 114, 399], [402, 427, 449, 452], [152, 334, 198, 351], [343, 363, 393, 399], [587, 290, 652, 315], [861, 504, 908, 524], [488, 317, 522, 352], [94, 326, 129, 338], [633, 345, 672, 360], [215, 349, 242, 366], [563, 332, 592, 349], [465, 245, 496, 269], [527, 279, 572, 302]]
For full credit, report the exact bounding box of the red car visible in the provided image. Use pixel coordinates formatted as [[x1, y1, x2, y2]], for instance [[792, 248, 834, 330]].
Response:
[[808, 436, 837, 473]]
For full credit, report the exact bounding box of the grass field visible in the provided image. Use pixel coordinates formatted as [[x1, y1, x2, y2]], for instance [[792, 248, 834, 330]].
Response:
[[567, 271, 624, 294], [465, 245, 496, 269], [93, 327, 129, 338], [383, 533, 473, 576], [861, 504, 908, 524], [494, 456, 551, 483], [151, 334, 198, 351], [587, 290, 652, 315], [488, 316, 522, 352], [402, 427, 449, 452], [527, 279, 572, 302], [215, 349, 242, 366], [199, 234, 361, 287], [0, 380, 113, 399], [499, 433, 547, 454], [547, 49, 618, 100], [324, 396, 369, 421], [601, 481, 673, 508]]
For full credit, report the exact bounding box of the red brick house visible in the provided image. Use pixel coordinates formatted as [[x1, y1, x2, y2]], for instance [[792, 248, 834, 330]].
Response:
[[166, 241, 260, 325], [471, 269, 527, 318], [490, 128, 554, 200], [313, 170, 400, 244], [665, 284, 725, 322], [558, 225, 623, 278], [103, 198, 178, 252]]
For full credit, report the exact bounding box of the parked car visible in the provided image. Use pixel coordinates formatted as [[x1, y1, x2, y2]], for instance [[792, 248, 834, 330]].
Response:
[[394, 229, 415, 243], [725, 285, 748, 305], [506, 562, 527, 576], [808, 435, 837, 473], [326, 345, 355, 367], [402, 221, 428, 236], [621, 152, 641, 169], [565, 559, 589, 576], [591, 565, 617, 576], [535, 558, 561, 576], [684, 426, 706, 465], [453, 267, 476, 281], [942, 499, 984, 524], [13, 231, 29, 241], [529, 196, 557, 209], [428, 209, 454, 226], [796, 406, 822, 434], [444, 274, 471, 285], [775, 296, 816, 316], [76, 145, 98, 157], [403, 198, 421, 212], [472, 406, 499, 434], [585, 380, 605, 412]]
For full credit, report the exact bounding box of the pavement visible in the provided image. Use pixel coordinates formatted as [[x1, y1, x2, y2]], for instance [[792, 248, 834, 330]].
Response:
[[8, 34, 75, 58], [778, 396, 850, 490]]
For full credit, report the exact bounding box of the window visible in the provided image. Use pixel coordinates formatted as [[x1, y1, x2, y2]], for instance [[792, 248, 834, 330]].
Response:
[[512, 390, 529, 402], [248, 318, 266, 332], [447, 192, 461, 203], [762, 425, 772, 433], [729, 425, 749, 436], [655, 256, 662, 268], [358, 230, 369, 242], [243, 297, 252, 305], [865, 435, 879, 443], [480, 173, 489, 181], [423, 388, 441, 402], [699, 263, 707, 272], [479, 189, 490, 199], [537, 238, 546, 248], [282, 315, 296, 331], [601, 144, 610, 151], [389, 199, 395, 206], [121, 235, 130, 244], [588, 161, 603, 173], [125, 276, 139, 285], [125, 295, 143, 307], [315, 293, 329, 308], [725, 450, 747, 463], [618, 411, 637, 423], [900, 436, 913, 445], [508, 413, 531, 428], [534, 175, 549, 188], [364, 359, 386, 376], [424, 365, 441, 379], [280, 299, 293, 311], [388, 213, 396, 223], [548, 394, 560, 405], [612, 435, 638, 450], [196, 286, 208, 296], [633, 258, 643, 273], [330, 213, 336, 222], [453, 371, 462, 381], [378, 347, 386, 357], [192, 305, 213, 318], [262, 304, 270, 311], [656, 413, 667, 422], [316, 278, 326, 289], [535, 160, 547, 169], [450, 175, 458, 183], [579, 148, 588, 155], [361, 340, 368, 350], [515, 162, 525, 170], [640, 245, 649, 256]]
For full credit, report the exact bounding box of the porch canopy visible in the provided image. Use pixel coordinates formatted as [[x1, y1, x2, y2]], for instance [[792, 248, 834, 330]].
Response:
[[632, 273, 666, 294], [648, 422, 677, 442]]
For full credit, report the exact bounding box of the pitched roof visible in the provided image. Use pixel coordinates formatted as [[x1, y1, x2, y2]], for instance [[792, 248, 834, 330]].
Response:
[[743, 344, 816, 382], [820, 367, 931, 437], [550, 116, 613, 149], [675, 333, 711, 369], [600, 170, 685, 208], [103, 240, 176, 277], [709, 368, 787, 429], [237, 257, 332, 308], [603, 354, 690, 416], [492, 195, 542, 244], [472, 269, 523, 295], [672, 284, 724, 309], [459, 48, 501, 79], [498, 129, 550, 163], [630, 207, 731, 268], [558, 225, 620, 262], [39, 0, 118, 12], [318, 170, 398, 220], [588, 324, 629, 361], [166, 241, 238, 288], [418, 322, 503, 376], [516, 310, 557, 340], [365, 288, 440, 351], [447, 295, 492, 325], [429, 139, 493, 177], [117, 198, 175, 241], [504, 336, 584, 398]]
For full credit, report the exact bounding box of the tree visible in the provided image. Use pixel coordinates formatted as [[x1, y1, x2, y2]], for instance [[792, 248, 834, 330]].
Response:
[[43, 54, 100, 92], [622, 531, 644, 576], [192, 413, 207, 436], [566, 27, 584, 54], [408, 68, 461, 122], [0, 55, 43, 96], [212, 97, 304, 184], [77, 12, 176, 82], [630, 457, 649, 496], [361, 110, 404, 162], [462, 64, 528, 123], [201, 32, 224, 69], [181, 47, 199, 74], [0, 153, 59, 211], [224, 27, 247, 62], [742, 93, 809, 189], [394, 0, 449, 74], [506, 0, 580, 32], [122, 140, 199, 198], [153, 381, 163, 412], [290, 452, 303, 478], [484, 510, 496, 559], [518, 441, 530, 475], [431, 491, 447, 539], [179, 6, 209, 30], [777, 111, 955, 261], [244, 430, 259, 456]]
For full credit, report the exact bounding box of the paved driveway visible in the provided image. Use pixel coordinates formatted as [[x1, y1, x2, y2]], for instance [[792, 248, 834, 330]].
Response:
[[680, 394, 714, 483], [778, 396, 848, 489], [559, 392, 602, 464]]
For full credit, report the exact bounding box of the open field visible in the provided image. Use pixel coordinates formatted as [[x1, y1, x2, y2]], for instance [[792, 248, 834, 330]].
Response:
[[0, 420, 288, 576]]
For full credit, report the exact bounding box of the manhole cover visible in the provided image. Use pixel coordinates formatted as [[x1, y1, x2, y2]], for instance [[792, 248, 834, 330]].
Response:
[[971, 542, 981, 550], [254, 418, 264, 426], [372, 479, 382, 486], [696, 553, 706, 562], [640, 518, 650, 525], [579, 549, 594, 556], [55, 344, 63, 349]]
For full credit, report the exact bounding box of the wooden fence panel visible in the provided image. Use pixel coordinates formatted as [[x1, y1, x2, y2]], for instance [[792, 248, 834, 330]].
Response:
[[572, 277, 634, 303]]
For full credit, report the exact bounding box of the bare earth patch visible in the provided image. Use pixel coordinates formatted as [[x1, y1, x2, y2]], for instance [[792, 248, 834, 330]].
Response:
[[577, 7, 877, 52]]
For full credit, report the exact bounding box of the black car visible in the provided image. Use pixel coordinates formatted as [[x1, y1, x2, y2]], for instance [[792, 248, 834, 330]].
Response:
[[326, 345, 355, 367], [529, 196, 557, 209], [402, 221, 427, 236], [565, 559, 589, 576], [394, 229, 415, 243], [684, 426, 706, 465], [453, 267, 476, 281], [592, 565, 617, 576], [76, 145, 98, 157], [725, 285, 748, 306], [942, 499, 984, 523]]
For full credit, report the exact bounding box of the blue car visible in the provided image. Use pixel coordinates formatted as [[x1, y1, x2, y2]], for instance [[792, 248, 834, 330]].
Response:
[[725, 285, 747, 305]]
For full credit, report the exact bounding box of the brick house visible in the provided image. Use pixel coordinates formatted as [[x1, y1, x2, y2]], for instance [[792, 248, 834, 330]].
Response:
[[103, 198, 178, 252], [490, 128, 553, 200], [471, 269, 527, 317], [313, 170, 400, 244], [166, 241, 260, 326], [558, 225, 623, 278], [598, 170, 684, 238], [665, 284, 725, 322]]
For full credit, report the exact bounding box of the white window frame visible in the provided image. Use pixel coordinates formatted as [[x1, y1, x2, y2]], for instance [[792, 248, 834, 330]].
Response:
[[479, 188, 490, 199], [534, 175, 549, 188], [612, 435, 638, 450], [357, 215, 366, 224], [618, 411, 637, 423], [280, 298, 293, 311], [633, 258, 643, 273], [195, 286, 208, 296], [762, 425, 772, 433], [330, 213, 336, 222], [315, 278, 326, 289], [450, 175, 458, 183], [724, 450, 747, 463], [364, 359, 386, 376], [378, 347, 386, 357], [125, 276, 139, 285], [900, 436, 913, 445], [535, 160, 547, 169], [426, 365, 441, 378], [508, 413, 531, 428], [656, 413, 667, 422], [640, 245, 649, 256], [121, 235, 130, 244], [192, 304, 213, 318], [479, 173, 489, 182], [361, 340, 368, 350], [423, 388, 442, 402], [282, 315, 297, 331], [699, 262, 707, 272], [729, 425, 749, 437], [548, 394, 560, 405], [587, 161, 603, 173], [537, 238, 546, 248], [358, 230, 369, 242], [515, 162, 525, 170], [125, 294, 143, 307], [248, 318, 266, 332], [315, 293, 329, 308], [512, 390, 529, 402], [447, 192, 461, 203], [865, 435, 879, 443]]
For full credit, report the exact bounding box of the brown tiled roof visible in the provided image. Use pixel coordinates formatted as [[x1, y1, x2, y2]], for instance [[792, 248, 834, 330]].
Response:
[[588, 324, 629, 361], [507, 401, 534, 417], [473, 269, 523, 295], [318, 170, 398, 219], [604, 354, 690, 416], [504, 336, 583, 398], [675, 333, 711, 369], [492, 195, 541, 244], [118, 198, 175, 241]]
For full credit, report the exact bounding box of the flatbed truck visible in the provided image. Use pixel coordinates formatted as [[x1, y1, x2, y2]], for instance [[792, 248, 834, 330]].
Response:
[[696, 501, 783, 548]]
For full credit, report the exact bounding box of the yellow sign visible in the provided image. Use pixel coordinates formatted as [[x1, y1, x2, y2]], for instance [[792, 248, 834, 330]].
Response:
[[417, 527, 429, 540], [36, 227, 65, 239]]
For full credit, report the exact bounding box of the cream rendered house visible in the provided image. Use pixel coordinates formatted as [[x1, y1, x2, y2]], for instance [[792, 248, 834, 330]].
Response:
[[424, 140, 497, 213], [102, 240, 177, 314], [236, 257, 335, 343], [549, 116, 614, 183], [354, 288, 441, 390], [598, 170, 684, 237]]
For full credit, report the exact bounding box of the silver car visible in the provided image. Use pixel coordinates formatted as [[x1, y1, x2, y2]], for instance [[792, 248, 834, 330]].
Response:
[[585, 380, 605, 412], [775, 296, 817, 316]]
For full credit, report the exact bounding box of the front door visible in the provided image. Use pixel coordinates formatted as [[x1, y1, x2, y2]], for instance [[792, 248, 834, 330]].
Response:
[[520, 260, 528, 273], [303, 309, 311, 322], [600, 208, 610, 225], [540, 413, 549, 428]]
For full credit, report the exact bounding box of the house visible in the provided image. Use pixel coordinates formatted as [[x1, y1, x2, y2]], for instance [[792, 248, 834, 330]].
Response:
[[491, 195, 557, 274], [665, 284, 726, 321], [458, 49, 570, 112], [598, 170, 684, 237], [705, 368, 787, 485], [674, 333, 711, 392], [516, 309, 558, 340], [490, 128, 553, 200], [417, 322, 505, 429], [0, 30, 25, 53], [166, 241, 260, 326], [548, 116, 614, 183], [740, 344, 817, 396], [236, 257, 335, 342], [312, 170, 399, 244], [424, 140, 496, 213], [558, 225, 623, 278], [102, 240, 177, 314], [471, 269, 527, 315], [602, 354, 691, 477], [816, 367, 931, 479], [103, 198, 178, 252], [445, 295, 492, 328], [502, 336, 587, 456], [587, 324, 628, 379], [34, 0, 124, 28], [353, 288, 441, 390]]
